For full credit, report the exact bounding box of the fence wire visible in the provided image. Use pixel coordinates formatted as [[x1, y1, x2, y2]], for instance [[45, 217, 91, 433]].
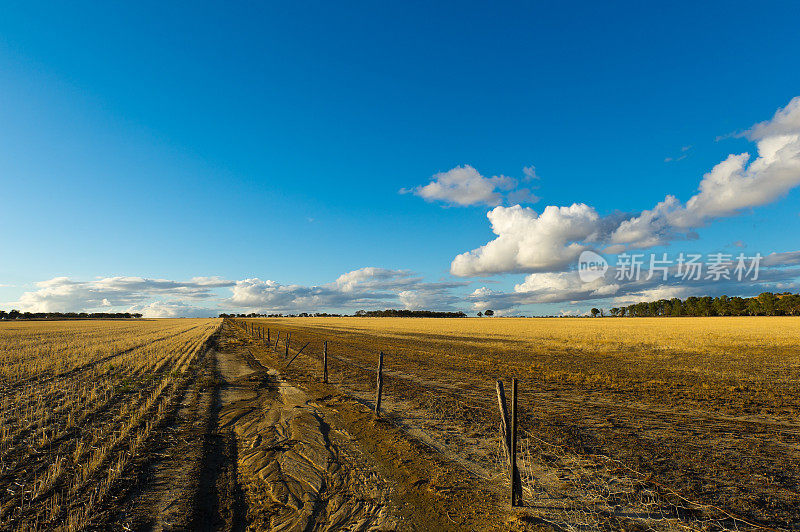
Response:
[[231, 320, 786, 532]]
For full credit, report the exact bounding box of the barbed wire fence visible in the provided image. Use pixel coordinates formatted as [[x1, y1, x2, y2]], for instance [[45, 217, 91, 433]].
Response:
[[228, 318, 785, 532]]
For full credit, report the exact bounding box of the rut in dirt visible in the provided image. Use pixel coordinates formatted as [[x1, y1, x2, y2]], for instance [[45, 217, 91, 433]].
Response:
[[214, 324, 398, 531], [97, 334, 248, 532]]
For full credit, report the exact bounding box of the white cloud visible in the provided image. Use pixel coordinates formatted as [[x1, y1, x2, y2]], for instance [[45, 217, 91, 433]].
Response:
[[523, 165, 539, 180], [763, 251, 800, 267], [466, 260, 800, 310], [450, 204, 601, 276], [7, 269, 468, 316], [514, 271, 620, 301], [137, 300, 216, 318], [10, 276, 234, 314], [406, 165, 539, 207], [398, 290, 439, 310], [611, 97, 800, 247], [228, 267, 467, 313], [333, 267, 413, 292], [452, 96, 800, 276], [610, 285, 692, 305]]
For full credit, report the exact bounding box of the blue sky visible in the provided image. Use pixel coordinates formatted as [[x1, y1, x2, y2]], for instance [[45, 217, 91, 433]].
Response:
[[2, 1, 800, 317]]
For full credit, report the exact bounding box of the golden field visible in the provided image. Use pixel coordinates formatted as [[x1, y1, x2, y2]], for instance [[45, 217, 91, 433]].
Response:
[[244, 316, 800, 400], [243, 316, 800, 528], [0, 319, 220, 531], [3, 316, 799, 530]]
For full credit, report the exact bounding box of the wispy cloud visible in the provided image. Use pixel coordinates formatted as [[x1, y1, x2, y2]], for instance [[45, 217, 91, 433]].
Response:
[[664, 145, 692, 162]]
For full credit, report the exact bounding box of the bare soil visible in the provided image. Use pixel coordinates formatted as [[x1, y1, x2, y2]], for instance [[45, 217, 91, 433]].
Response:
[[88, 319, 531, 531]]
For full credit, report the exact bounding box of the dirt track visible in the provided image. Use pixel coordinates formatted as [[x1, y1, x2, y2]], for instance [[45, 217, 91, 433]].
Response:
[[92, 319, 525, 531]]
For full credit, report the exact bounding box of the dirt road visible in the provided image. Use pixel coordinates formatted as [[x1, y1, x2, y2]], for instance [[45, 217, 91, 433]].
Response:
[[91, 320, 524, 531]]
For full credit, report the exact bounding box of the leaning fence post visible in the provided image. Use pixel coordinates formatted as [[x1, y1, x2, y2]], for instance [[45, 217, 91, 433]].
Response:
[[496, 380, 511, 456], [274, 331, 280, 351], [375, 351, 384, 414], [511, 378, 521, 507], [323, 340, 328, 383]]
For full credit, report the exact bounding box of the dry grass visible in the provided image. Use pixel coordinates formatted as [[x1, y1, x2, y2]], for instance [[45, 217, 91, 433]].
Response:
[[243, 316, 800, 409], [0, 318, 220, 531], [244, 316, 800, 529]]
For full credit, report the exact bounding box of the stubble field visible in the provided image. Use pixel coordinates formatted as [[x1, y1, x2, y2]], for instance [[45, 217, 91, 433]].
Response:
[[242, 316, 800, 530], [0, 319, 220, 530], [2, 316, 799, 531]]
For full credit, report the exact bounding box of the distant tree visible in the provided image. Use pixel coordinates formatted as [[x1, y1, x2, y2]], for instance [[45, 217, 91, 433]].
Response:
[[590, 308, 600, 318], [484, 309, 494, 316], [477, 311, 483, 317], [609, 307, 619, 317], [729, 297, 746, 316], [758, 292, 777, 316], [713, 295, 730, 316], [779, 294, 800, 316]]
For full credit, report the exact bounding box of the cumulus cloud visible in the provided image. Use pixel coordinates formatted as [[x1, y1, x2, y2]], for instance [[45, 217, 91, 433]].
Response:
[[7, 269, 469, 316], [610, 97, 800, 248], [333, 267, 414, 292], [466, 260, 800, 311], [137, 300, 217, 318], [452, 97, 800, 276], [10, 276, 235, 314], [405, 165, 539, 207], [451, 204, 601, 276], [228, 267, 467, 313]]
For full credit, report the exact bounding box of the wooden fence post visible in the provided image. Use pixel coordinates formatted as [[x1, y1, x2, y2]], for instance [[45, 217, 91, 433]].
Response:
[[511, 378, 520, 507], [267, 328, 271, 343], [496, 380, 511, 456], [285, 333, 290, 358], [323, 341, 328, 383], [375, 351, 384, 414]]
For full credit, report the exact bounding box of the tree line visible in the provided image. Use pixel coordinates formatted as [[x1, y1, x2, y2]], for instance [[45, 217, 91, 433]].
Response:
[[0, 310, 143, 320], [354, 309, 467, 318], [220, 310, 468, 318], [595, 292, 800, 317]]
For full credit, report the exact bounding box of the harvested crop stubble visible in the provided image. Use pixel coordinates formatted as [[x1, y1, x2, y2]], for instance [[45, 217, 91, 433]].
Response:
[[0, 318, 220, 531], [243, 316, 800, 530]]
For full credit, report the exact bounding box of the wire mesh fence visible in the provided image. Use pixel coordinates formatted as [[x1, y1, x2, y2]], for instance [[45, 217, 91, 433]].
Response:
[[229, 319, 788, 532]]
